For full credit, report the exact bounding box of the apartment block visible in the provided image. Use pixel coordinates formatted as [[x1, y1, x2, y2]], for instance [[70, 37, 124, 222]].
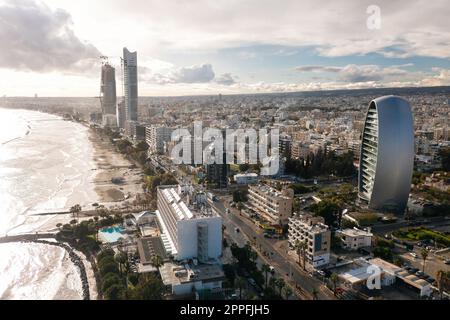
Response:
[[288, 214, 331, 268], [248, 184, 293, 225]]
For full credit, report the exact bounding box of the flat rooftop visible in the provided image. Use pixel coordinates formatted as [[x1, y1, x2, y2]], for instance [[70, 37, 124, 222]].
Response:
[[137, 236, 167, 265], [160, 262, 225, 286]]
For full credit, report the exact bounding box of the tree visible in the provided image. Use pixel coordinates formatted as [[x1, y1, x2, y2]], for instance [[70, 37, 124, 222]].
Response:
[[114, 252, 128, 276], [236, 277, 247, 300], [261, 264, 270, 289], [436, 270, 450, 300], [312, 288, 319, 300], [275, 278, 286, 298], [282, 285, 293, 300], [150, 255, 163, 270], [104, 283, 126, 300], [330, 273, 339, 296], [295, 240, 308, 271], [420, 248, 429, 273], [70, 204, 82, 220]]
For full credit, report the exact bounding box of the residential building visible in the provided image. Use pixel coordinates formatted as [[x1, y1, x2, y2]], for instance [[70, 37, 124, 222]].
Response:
[[116, 101, 126, 129], [159, 262, 225, 297], [336, 228, 373, 250], [288, 213, 331, 268], [156, 185, 222, 262], [146, 125, 173, 154], [358, 96, 414, 212], [233, 173, 259, 184], [248, 183, 293, 225]]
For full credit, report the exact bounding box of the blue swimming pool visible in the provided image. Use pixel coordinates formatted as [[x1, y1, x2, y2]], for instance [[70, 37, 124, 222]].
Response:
[[99, 226, 126, 243]]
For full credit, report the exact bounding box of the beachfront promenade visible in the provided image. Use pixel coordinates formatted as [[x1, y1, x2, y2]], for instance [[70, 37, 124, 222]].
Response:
[[0, 233, 91, 300]]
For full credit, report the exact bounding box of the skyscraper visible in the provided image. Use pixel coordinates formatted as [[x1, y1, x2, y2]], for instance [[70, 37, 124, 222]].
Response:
[[100, 62, 117, 127], [358, 95, 414, 212], [122, 47, 138, 122]]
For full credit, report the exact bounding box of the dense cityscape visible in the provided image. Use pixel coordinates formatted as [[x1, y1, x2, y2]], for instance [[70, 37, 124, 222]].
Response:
[[0, 1, 449, 313]]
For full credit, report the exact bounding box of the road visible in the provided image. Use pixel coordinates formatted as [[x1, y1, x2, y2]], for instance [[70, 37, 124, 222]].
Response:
[[212, 198, 335, 300]]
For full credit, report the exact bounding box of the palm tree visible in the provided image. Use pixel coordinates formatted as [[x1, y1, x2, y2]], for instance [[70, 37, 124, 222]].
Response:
[[114, 251, 128, 276], [275, 278, 286, 298], [312, 288, 319, 300], [295, 240, 308, 271], [236, 277, 247, 300], [330, 273, 339, 296], [151, 255, 163, 270], [282, 285, 293, 300], [436, 270, 449, 300], [420, 248, 429, 273], [261, 264, 270, 289], [70, 204, 82, 220]]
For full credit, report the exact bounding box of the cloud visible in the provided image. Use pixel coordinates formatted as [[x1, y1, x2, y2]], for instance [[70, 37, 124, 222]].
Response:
[[94, 0, 450, 59], [295, 64, 413, 83], [140, 63, 217, 84], [0, 0, 101, 73], [215, 73, 236, 85], [295, 65, 342, 73], [170, 64, 215, 83]]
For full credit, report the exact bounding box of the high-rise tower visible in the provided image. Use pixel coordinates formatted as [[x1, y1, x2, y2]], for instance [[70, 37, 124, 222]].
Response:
[[122, 47, 138, 122], [100, 62, 117, 127], [358, 95, 414, 212]]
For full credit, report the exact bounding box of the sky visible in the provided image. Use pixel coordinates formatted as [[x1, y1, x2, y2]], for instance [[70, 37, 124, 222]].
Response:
[[0, 0, 449, 97]]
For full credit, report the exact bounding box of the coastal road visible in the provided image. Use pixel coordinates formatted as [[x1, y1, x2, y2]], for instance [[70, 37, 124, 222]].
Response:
[[211, 198, 335, 300]]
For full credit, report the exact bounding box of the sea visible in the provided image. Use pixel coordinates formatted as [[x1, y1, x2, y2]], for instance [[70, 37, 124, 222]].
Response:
[[0, 107, 98, 299]]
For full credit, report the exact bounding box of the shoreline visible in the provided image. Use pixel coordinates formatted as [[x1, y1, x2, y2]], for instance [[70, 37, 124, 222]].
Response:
[[87, 125, 143, 211]]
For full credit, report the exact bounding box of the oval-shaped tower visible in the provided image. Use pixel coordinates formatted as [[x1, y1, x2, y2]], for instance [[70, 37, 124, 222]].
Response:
[[358, 95, 414, 212]]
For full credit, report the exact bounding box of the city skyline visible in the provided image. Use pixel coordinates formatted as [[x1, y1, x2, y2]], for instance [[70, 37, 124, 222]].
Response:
[[0, 0, 449, 97]]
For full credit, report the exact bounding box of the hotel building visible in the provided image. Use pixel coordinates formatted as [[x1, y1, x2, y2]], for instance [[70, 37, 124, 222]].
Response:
[[156, 185, 222, 262]]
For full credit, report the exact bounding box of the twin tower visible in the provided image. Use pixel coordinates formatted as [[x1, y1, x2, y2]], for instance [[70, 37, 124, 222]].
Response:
[[100, 47, 138, 128]]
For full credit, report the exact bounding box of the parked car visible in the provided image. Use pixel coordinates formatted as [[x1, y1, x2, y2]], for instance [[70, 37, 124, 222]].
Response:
[[409, 252, 418, 258], [409, 267, 419, 273], [235, 227, 240, 233], [269, 266, 275, 274], [445, 259, 450, 265], [415, 271, 425, 278]]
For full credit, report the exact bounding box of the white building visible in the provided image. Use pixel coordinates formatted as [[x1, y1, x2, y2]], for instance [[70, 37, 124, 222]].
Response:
[[156, 185, 222, 262], [288, 214, 331, 268], [145, 125, 173, 154], [233, 173, 259, 184], [336, 228, 373, 251], [159, 262, 225, 297]]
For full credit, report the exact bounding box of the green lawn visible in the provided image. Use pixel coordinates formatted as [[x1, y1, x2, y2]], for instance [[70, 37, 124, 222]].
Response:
[[393, 227, 450, 247]]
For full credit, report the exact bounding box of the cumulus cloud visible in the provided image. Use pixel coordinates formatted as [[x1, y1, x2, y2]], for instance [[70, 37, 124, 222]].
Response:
[[140, 63, 218, 84], [0, 0, 101, 73], [215, 73, 236, 85]]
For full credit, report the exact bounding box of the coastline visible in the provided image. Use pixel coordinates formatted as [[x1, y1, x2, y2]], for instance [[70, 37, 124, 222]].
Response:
[[87, 126, 143, 210]]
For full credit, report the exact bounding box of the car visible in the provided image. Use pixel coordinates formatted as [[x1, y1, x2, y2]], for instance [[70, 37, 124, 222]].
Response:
[[426, 277, 435, 284], [415, 271, 425, 278], [263, 233, 272, 238], [445, 259, 450, 265], [269, 266, 275, 274], [409, 267, 419, 273], [235, 227, 240, 233], [410, 252, 418, 258]]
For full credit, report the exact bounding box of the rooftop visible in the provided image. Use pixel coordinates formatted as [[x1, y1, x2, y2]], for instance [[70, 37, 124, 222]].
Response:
[[160, 262, 225, 287]]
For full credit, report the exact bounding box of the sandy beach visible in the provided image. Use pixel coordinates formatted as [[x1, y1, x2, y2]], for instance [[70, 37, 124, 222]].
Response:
[[88, 128, 143, 210]]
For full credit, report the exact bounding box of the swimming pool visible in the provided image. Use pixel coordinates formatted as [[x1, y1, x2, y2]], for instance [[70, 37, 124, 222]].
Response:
[[99, 226, 126, 243]]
